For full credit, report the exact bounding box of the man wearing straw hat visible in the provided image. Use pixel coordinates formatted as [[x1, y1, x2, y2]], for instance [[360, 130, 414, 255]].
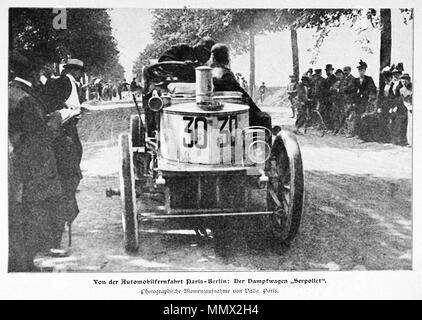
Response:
[[41, 58, 85, 256]]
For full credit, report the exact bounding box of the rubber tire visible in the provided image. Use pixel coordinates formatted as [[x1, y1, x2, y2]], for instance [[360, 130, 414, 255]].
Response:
[[268, 130, 305, 244], [119, 133, 139, 253], [130, 114, 144, 148]]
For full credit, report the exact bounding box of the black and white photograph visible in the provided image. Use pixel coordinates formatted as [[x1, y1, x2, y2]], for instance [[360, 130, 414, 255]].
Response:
[[1, 0, 421, 300]]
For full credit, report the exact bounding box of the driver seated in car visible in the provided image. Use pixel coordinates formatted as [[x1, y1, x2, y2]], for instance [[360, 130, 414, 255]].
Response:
[[207, 43, 272, 134], [158, 36, 216, 66]]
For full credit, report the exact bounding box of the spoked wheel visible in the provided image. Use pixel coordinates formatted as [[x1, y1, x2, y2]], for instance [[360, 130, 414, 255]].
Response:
[[130, 114, 141, 147], [130, 114, 149, 183], [267, 130, 304, 245], [119, 133, 139, 253], [130, 114, 145, 148]]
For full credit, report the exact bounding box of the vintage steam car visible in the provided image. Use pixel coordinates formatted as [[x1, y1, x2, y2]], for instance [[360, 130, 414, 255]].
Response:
[[108, 61, 304, 252]]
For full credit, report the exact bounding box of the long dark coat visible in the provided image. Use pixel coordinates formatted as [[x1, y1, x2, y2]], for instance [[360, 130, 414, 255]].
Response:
[[8, 79, 63, 271], [158, 44, 196, 63], [41, 75, 83, 234], [211, 65, 271, 133], [354, 75, 377, 114]]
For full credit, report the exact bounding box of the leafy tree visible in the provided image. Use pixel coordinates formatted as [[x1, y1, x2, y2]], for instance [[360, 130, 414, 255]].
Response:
[[150, 8, 250, 55], [133, 9, 248, 81], [134, 8, 413, 91], [134, 8, 274, 95], [102, 56, 125, 81], [271, 9, 360, 79], [228, 9, 278, 96], [277, 8, 413, 85], [132, 42, 162, 81], [9, 8, 123, 78], [140, 8, 358, 92]]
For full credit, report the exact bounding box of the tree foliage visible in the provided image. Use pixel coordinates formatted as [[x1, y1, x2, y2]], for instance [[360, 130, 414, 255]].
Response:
[[9, 8, 124, 78], [150, 8, 250, 55], [133, 8, 277, 78], [133, 8, 414, 78], [103, 56, 125, 81], [275, 9, 413, 64], [134, 8, 363, 71], [132, 42, 161, 79]]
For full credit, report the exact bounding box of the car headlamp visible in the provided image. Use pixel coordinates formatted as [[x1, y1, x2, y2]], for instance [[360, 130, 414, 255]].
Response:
[[148, 96, 164, 112], [247, 140, 270, 164]]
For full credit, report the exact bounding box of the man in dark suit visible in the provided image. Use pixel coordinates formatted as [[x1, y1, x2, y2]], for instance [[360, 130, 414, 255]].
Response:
[[329, 69, 348, 134], [258, 82, 267, 103], [342, 66, 357, 103], [323, 64, 337, 130], [8, 51, 63, 271], [352, 60, 377, 138], [158, 36, 216, 66], [341, 66, 357, 135], [294, 75, 312, 134], [41, 58, 84, 254], [311, 69, 325, 111], [130, 78, 138, 92]]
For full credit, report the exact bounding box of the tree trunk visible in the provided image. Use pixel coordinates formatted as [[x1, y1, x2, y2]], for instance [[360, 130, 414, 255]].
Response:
[[249, 29, 255, 98], [290, 27, 300, 80], [379, 9, 392, 90]]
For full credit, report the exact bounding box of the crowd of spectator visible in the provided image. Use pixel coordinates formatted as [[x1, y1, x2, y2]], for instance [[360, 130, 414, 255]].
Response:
[[87, 77, 142, 102], [287, 61, 412, 146]]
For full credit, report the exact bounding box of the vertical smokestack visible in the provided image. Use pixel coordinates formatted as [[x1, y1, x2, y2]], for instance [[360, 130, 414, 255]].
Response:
[[195, 66, 214, 105]]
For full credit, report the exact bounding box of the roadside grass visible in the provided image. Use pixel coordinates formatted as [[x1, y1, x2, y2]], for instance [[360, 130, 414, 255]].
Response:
[[78, 106, 138, 144]]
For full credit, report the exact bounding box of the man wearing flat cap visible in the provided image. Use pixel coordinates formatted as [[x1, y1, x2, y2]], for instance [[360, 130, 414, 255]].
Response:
[[41, 58, 85, 255], [294, 75, 312, 134], [8, 51, 63, 271], [158, 36, 216, 66]]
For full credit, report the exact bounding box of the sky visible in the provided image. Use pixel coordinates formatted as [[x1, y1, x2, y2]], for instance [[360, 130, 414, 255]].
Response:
[[109, 8, 153, 81], [109, 9, 413, 86]]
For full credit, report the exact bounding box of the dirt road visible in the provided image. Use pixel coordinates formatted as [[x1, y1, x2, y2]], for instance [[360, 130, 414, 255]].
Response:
[[36, 102, 412, 272]]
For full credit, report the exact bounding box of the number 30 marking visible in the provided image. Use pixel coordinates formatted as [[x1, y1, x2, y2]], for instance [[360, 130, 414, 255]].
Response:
[[182, 115, 237, 150], [218, 115, 238, 148], [183, 116, 207, 149]]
